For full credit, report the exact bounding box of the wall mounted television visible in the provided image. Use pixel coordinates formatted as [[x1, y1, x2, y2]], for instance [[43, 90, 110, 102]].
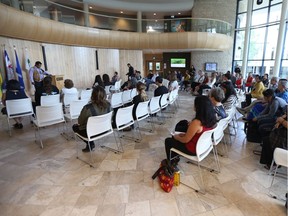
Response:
[[170, 58, 186, 68], [205, 62, 217, 71]]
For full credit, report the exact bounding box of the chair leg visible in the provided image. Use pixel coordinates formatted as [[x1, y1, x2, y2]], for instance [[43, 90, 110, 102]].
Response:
[[197, 163, 206, 194], [37, 127, 43, 149], [268, 165, 279, 199], [212, 146, 221, 173], [7, 118, 12, 136]]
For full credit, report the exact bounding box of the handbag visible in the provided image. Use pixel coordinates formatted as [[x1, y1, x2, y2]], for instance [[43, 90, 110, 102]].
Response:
[[270, 126, 287, 150], [175, 119, 189, 132], [152, 159, 176, 193]]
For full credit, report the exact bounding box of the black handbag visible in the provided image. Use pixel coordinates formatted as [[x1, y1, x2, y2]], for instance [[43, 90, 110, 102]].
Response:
[[175, 120, 189, 132]]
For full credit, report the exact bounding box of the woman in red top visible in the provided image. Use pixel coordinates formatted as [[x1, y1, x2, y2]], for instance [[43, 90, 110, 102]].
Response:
[[165, 96, 217, 162], [245, 72, 254, 92]]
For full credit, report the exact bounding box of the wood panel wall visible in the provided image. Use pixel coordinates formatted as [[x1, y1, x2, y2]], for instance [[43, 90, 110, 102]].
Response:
[[0, 37, 143, 94]]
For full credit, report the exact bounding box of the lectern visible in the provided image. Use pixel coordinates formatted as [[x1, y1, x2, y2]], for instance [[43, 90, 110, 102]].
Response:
[[51, 75, 64, 90]]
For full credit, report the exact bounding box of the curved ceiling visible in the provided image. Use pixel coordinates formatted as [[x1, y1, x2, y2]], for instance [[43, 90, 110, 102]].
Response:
[[84, 0, 194, 12]]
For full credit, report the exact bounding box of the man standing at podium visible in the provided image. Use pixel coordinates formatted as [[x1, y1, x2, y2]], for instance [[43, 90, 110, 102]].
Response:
[[29, 61, 50, 90]]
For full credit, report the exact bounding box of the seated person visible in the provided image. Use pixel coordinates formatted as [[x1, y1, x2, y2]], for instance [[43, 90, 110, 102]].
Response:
[[61, 79, 78, 95], [165, 96, 217, 163], [245, 75, 265, 106], [245, 72, 254, 93], [111, 72, 120, 85], [180, 70, 191, 91], [102, 74, 112, 86], [209, 87, 227, 121], [168, 74, 179, 92], [132, 82, 148, 120], [262, 73, 269, 88], [191, 70, 205, 92], [93, 75, 105, 88], [34, 76, 59, 106], [268, 76, 278, 92], [260, 110, 287, 169], [145, 71, 159, 91], [72, 86, 111, 152], [219, 81, 238, 112], [196, 72, 216, 95], [154, 76, 168, 97], [121, 77, 137, 91], [253, 89, 287, 141], [1, 79, 28, 129]]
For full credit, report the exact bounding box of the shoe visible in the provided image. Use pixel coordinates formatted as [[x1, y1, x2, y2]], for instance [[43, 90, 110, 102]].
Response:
[[236, 107, 246, 116], [13, 123, 23, 129], [82, 143, 95, 152]]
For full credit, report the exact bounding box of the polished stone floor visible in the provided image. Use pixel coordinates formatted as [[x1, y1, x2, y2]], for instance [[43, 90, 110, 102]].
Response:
[[0, 92, 287, 216]]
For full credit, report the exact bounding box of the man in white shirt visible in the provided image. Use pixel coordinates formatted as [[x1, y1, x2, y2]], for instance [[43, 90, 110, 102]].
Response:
[[29, 61, 50, 89]]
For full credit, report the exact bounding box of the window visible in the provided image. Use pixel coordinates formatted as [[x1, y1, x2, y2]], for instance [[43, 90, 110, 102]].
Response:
[[253, 0, 269, 10], [264, 25, 279, 60], [249, 27, 266, 60], [234, 30, 245, 60], [238, 0, 248, 13], [251, 8, 268, 26], [269, 4, 282, 23], [237, 13, 247, 28]]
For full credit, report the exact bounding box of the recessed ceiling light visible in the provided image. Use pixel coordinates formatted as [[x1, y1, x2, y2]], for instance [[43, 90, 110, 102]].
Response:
[[178, 12, 181, 15], [89, 6, 92, 9], [120, 11, 123, 13], [171, 15, 174, 18], [153, 13, 156, 16], [155, 20, 158, 22]]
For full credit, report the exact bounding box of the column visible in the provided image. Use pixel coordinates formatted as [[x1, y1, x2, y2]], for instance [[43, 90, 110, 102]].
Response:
[[137, 11, 142, 32], [84, 3, 90, 27], [273, 0, 288, 77], [241, 0, 253, 78]]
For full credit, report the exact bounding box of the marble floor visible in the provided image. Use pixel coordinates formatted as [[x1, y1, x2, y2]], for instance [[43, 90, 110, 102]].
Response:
[[0, 92, 287, 216]]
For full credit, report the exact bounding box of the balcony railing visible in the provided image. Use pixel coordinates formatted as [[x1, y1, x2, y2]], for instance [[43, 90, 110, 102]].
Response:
[[3, 0, 233, 36]]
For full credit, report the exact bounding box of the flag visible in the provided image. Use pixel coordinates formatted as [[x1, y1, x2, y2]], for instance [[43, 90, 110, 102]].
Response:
[[0, 72, 3, 99], [25, 49, 31, 71], [15, 50, 25, 89], [4, 50, 16, 81]]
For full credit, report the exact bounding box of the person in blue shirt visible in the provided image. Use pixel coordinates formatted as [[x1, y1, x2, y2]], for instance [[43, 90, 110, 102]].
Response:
[[276, 79, 288, 103]]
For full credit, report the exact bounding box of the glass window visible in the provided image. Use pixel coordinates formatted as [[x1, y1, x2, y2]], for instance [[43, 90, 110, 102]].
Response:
[[237, 13, 247, 28], [238, 0, 248, 13], [233, 60, 243, 73], [251, 8, 268, 26], [263, 60, 275, 76], [247, 60, 264, 75], [283, 26, 288, 60], [269, 4, 282, 23], [280, 60, 288, 78], [248, 27, 266, 60], [148, 62, 153, 70], [271, 0, 282, 5], [234, 30, 245, 60], [253, 0, 269, 10], [264, 25, 279, 60]]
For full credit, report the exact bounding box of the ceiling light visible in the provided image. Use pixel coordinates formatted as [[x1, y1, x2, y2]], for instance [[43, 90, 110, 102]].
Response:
[[171, 15, 174, 18], [155, 20, 158, 22], [178, 12, 181, 15], [153, 13, 156, 16], [120, 11, 123, 13], [89, 6, 92, 9]]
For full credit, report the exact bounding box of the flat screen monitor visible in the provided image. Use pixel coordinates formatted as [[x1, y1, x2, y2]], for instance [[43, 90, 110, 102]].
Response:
[[205, 62, 217, 71], [170, 58, 186, 68]]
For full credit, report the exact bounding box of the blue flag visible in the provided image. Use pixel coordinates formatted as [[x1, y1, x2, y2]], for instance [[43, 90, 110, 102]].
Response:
[[14, 50, 25, 89]]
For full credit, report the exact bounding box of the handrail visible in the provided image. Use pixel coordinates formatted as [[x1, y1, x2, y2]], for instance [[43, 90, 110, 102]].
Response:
[[5, 0, 233, 35]]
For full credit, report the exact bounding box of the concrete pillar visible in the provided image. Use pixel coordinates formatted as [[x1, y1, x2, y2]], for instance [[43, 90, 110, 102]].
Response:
[[273, 0, 288, 77], [84, 3, 90, 27], [137, 11, 142, 32], [241, 0, 253, 78]]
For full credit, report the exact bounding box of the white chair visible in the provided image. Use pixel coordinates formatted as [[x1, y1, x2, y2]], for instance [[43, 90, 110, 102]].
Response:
[[114, 104, 135, 151], [135, 101, 153, 141], [110, 79, 122, 92], [74, 111, 115, 167], [33, 103, 66, 148], [148, 96, 161, 127], [130, 88, 137, 99], [162, 78, 170, 89], [63, 93, 79, 107], [111, 92, 123, 108], [212, 119, 229, 172], [160, 93, 169, 110], [122, 89, 133, 105], [80, 89, 92, 101], [63, 100, 88, 139], [105, 85, 112, 95], [170, 127, 217, 194], [268, 148, 288, 199], [40, 94, 60, 106], [5, 98, 34, 136]]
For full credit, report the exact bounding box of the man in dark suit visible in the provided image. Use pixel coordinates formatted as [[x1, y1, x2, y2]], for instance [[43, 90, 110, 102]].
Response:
[[126, 63, 135, 80]]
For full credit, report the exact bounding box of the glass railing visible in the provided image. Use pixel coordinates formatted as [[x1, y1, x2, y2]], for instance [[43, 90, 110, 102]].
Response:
[[3, 0, 233, 36]]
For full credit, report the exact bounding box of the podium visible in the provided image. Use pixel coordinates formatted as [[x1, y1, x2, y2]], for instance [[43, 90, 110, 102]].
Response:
[[51, 75, 64, 90]]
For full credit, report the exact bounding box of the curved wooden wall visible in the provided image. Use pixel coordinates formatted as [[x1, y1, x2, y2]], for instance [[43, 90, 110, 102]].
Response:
[[0, 4, 233, 51]]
